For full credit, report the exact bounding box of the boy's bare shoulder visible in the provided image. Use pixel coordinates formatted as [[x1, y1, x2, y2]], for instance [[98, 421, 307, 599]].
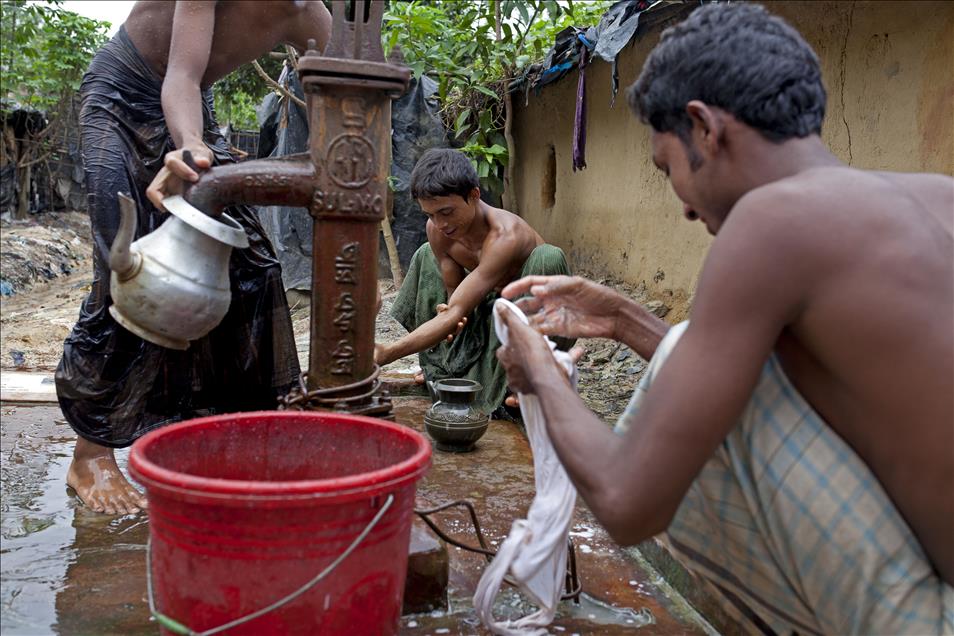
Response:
[[485, 205, 542, 242], [484, 204, 521, 225]]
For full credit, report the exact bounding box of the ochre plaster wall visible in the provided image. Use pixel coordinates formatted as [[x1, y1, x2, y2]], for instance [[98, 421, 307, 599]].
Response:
[[512, 1, 953, 316]]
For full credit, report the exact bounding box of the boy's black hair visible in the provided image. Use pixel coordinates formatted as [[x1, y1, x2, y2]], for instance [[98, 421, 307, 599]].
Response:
[[628, 3, 826, 144], [410, 148, 479, 200]]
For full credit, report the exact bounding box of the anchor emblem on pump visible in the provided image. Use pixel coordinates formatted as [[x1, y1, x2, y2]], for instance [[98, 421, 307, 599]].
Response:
[[328, 97, 375, 189]]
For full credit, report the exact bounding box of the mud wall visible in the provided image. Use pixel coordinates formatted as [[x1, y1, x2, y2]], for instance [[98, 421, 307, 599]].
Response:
[[512, 1, 954, 316]]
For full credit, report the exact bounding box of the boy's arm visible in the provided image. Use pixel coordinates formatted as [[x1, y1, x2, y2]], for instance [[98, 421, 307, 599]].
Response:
[[376, 231, 519, 365], [162, 1, 214, 153], [146, 1, 216, 209], [436, 239, 466, 298]]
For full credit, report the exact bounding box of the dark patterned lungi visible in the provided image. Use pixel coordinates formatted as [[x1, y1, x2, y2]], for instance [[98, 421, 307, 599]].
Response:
[[55, 26, 299, 448]]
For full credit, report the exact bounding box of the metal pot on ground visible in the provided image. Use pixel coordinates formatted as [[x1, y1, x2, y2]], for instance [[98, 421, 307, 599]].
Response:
[[424, 379, 490, 452]]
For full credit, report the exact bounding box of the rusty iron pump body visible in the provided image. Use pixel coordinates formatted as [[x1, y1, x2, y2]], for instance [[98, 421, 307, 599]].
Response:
[[183, 0, 409, 417]]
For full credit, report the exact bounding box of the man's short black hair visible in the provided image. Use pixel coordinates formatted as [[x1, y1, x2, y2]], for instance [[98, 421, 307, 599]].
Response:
[[628, 3, 826, 143], [410, 148, 479, 200]]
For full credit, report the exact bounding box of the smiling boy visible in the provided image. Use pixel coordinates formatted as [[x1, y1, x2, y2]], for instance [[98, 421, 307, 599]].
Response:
[[376, 148, 570, 414]]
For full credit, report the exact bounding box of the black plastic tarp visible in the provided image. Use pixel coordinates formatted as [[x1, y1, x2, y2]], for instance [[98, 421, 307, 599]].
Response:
[[388, 74, 449, 272], [255, 66, 312, 291], [256, 68, 448, 291]]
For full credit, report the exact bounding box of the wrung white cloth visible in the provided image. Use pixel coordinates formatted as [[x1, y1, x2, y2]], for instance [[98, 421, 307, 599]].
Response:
[[473, 299, 579, 635]]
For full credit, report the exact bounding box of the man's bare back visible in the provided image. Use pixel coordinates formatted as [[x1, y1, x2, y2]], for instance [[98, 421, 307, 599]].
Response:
[[758, 167, 954, 583], [124, 1, 330, 85]]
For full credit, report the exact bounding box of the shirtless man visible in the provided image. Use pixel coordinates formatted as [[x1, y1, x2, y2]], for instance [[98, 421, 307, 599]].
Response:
[[496, 4, 953, 633], [376, 148, 571, 415], [56, 1, 331, 515], [137, 0, 331, 206]]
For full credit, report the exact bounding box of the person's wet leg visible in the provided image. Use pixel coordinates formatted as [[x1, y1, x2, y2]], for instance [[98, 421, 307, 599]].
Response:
[[67, 436, 147, 514]]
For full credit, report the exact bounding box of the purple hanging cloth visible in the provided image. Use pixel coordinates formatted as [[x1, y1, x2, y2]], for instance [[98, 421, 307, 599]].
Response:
[[572, 40, 589, 172]]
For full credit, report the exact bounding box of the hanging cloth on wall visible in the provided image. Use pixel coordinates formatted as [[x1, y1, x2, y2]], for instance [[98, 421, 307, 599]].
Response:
[[572, 34, 592, 172], [473, 299, 579, 635]]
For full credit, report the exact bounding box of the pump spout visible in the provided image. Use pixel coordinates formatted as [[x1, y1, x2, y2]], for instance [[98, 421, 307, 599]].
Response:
[[109, 192, 139, 280], [182, 153, 316, 216]]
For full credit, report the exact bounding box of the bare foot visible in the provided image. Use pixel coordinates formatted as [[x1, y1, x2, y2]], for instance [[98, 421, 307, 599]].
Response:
[[67, 437, 147, 514], [414, 370, 425, 385]]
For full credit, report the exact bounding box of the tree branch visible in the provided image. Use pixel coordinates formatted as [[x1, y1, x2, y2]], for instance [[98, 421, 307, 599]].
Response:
[[513, 4, 542, 58], [284, 45, 300, 72], [251, 59, 306, 109], [503, 89, 517, 215], [494, 0, 502, 40], [18, 146, 55, 168]]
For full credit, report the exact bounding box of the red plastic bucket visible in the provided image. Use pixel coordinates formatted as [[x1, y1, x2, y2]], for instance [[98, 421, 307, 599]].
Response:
[[129, 411, 431, 635]]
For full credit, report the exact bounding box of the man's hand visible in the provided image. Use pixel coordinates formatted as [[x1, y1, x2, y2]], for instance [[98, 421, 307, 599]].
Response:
[[501, 275, 625, 341], [435, 303, 467, 342], [496, 304, 577, 395], [146, 145, 213, 211]]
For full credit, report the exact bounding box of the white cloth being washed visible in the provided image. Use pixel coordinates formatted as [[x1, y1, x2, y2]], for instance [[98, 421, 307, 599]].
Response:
[[473, 299, 579, 635]]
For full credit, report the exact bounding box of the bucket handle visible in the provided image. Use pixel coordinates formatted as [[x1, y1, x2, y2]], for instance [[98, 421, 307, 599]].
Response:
[[146, 493, 394, 635]]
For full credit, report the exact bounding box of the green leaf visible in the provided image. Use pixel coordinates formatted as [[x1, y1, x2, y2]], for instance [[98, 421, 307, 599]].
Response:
[[473, 84, 499, 99], [454, 108, 472, 133], [478, 108, 494, 129], [516, 2, 530, 26]]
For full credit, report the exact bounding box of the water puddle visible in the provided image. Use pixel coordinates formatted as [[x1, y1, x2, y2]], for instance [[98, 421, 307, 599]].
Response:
[[401, 589, 655, 634], [1, 406, 151, 635], [567, 592, 656, 627]]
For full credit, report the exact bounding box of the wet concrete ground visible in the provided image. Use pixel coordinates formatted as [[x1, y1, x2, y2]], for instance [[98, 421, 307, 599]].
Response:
[[1, 401, 709, 635], [395, 399, 707, 635], [1, 405, 150, 635]]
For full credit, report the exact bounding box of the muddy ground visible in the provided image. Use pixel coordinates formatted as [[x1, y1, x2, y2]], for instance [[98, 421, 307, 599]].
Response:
[[0, 211, 676, 423]]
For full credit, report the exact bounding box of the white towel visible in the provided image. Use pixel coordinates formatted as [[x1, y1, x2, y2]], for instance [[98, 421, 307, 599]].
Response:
[[473, 299, 579, 635]]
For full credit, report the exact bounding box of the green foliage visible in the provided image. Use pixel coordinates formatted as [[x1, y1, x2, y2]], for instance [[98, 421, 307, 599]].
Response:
[[213, 53, 285, 130], [382, 0, 611, 190], [0, 0, 110, 111], [0, 0, 276, 131]]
